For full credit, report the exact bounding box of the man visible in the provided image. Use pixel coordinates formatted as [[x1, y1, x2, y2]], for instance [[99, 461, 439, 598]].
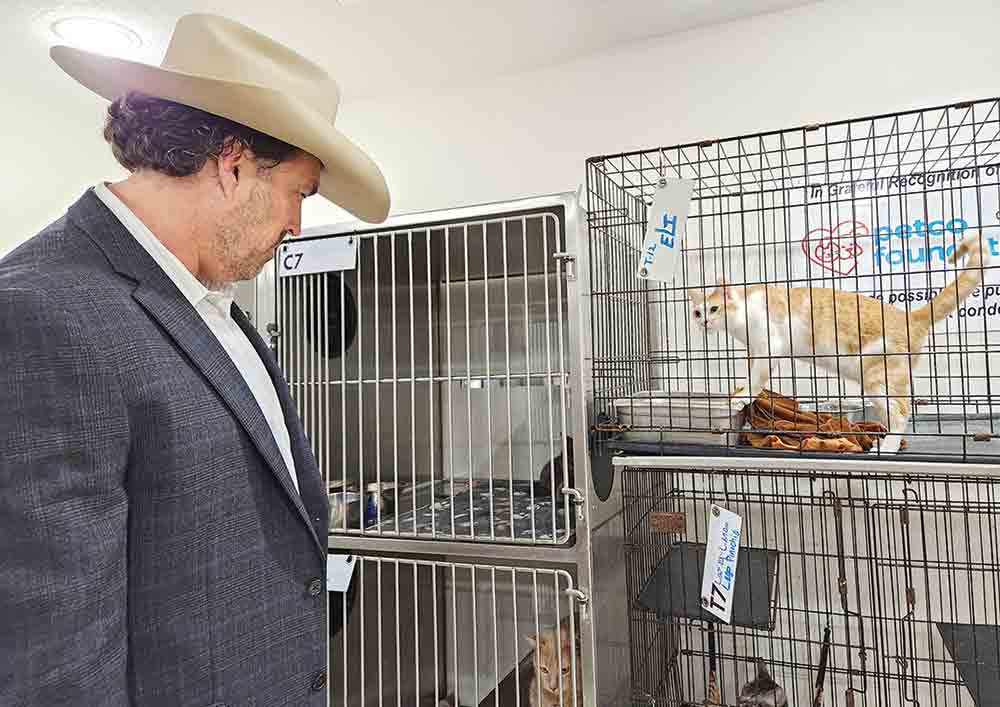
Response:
[[0, 14, 388, 706]]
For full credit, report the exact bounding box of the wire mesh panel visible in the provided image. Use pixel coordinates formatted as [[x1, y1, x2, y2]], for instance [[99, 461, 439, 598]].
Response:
[[330, 557, 585, 706], [278, 210, 577, 543], [587, 98, 1000, 460], [621, 459, 1000, 707]]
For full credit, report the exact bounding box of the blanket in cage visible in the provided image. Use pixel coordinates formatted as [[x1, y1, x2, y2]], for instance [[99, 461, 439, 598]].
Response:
[[370, 479, 572, 541], [740, 390, 894, 453]]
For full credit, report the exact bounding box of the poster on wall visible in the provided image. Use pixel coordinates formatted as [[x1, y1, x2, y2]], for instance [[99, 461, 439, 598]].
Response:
[[792, 168, 1000, 333]]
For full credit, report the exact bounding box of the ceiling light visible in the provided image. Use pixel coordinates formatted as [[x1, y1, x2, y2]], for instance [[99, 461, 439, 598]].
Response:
[[51, 17, 143, 56]]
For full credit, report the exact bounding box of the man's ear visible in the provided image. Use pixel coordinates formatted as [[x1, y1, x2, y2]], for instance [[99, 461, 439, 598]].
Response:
[[217, 139, 250, 199]]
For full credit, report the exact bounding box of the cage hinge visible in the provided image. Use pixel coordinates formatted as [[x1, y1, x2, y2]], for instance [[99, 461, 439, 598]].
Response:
[[974, 432, 993, 442], [552, 251, 577, 281], [564, 588, 589, 604], [562, 487, 586, 519]]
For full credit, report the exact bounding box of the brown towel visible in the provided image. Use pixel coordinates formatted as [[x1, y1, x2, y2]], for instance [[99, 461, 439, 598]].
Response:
[[740, 390, 899, 453]]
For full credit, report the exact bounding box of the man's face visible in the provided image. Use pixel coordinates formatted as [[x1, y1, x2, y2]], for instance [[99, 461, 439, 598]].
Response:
[[209, 149, 321, 286]]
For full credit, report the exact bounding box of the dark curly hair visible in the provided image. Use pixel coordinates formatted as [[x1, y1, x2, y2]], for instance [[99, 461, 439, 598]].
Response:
[[103, 91, 299, 177]]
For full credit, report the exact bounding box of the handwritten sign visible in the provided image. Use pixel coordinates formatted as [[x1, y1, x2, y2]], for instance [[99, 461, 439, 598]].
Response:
[[278, 236, 357, 278], [637, 179, 693, 283], [701, 504, 743, 623]]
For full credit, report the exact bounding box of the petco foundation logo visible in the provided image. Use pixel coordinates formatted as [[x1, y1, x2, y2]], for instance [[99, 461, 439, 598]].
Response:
[[872, 218, 969, 266], [801, 218, 978, 274], [801, 221, 866, 275]]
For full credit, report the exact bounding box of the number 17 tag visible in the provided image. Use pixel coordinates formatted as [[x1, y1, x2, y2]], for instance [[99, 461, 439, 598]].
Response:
[[701, 504, 743, 624]]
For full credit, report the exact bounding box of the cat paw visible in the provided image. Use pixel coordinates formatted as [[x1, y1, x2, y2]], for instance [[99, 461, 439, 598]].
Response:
[[871, 436, 903, 454]]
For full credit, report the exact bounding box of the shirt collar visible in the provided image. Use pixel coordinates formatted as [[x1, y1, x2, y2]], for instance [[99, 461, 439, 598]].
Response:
[[93, 183, 233, 309]]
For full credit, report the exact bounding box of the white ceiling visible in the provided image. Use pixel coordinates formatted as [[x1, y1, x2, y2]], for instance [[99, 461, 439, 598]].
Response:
[[1, 0, 817, 250], [7, 0, 816, 101]]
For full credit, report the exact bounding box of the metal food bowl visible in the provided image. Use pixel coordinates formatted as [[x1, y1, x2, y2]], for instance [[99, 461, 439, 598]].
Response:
[[798, 399, 875, 423]]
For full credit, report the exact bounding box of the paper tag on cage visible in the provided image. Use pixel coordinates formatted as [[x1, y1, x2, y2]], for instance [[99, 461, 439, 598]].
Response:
[[637, 179, 693, 282], [278, 236, 357, 278], [700, 505, 742, 623], [326, 554, 357, 592]]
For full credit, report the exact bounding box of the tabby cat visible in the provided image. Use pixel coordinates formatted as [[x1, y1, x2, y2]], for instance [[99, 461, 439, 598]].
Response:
[[526, 618, 583, 706]]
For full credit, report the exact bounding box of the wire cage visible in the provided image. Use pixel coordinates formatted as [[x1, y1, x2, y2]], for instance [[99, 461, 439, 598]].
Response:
[[586, 98, 1000, 461], [270, 194, 588, 545], [330, 556, 585, 707], [621, 457, 1000, 707]]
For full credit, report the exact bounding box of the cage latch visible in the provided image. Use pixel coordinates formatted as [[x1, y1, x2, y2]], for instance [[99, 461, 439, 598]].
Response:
[[266, 322, 281, 355], [561, 487, 586, 519], [552, 251, 577, 281]]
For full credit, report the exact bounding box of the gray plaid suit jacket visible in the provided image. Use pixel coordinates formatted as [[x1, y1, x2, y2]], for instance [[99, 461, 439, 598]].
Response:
[[0, 190, 332, 706]]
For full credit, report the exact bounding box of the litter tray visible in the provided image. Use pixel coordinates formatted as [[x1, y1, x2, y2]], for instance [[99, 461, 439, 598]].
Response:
[[613, 391, 745, 446]]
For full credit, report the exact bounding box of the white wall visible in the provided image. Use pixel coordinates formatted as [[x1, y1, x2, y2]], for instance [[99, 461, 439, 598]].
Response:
[[312, 0, 1000, 225], [6, 0, 1000, 252]]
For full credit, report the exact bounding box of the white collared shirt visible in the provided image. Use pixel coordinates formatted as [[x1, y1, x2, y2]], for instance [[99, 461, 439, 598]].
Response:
[[94, 183, 299, 493]]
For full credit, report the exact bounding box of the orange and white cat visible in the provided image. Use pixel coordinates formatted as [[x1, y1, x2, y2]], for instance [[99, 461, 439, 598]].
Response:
[[526, 618, 583, 706], [688, 233, 987, 453]]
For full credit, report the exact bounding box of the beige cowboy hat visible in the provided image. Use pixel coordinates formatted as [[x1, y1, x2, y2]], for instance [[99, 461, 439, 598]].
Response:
[[50, 13, 390, 223]]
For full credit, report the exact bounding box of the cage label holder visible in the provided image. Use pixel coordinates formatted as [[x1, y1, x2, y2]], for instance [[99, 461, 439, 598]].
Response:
[[701, 504, 743, 624], [278, 236, 357, 278], [637, 178, 693, 283]]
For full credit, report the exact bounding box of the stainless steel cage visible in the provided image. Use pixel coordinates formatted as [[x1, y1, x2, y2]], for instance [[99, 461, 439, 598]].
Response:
[[238, 192, 632, 706], [330, 556, 584, 706], [264, 197, 586, 545]]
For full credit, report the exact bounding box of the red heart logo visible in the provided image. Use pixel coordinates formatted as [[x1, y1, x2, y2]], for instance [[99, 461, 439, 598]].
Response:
[[801, 221, 867, 276]]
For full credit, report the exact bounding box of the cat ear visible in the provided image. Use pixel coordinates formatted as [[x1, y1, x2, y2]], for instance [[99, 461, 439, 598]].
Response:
[[688, 287, 706, 303], [756, 659, 772, 680]]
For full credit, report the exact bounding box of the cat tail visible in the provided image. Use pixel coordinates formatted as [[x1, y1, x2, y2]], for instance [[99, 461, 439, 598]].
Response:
[[912, 232, 988, 325]]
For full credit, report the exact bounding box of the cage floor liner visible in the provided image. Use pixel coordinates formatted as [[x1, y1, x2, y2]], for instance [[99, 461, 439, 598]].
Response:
[[637, 541, 779, 629], [370, 479, 573, 541], [937, 623, 1000, 706]]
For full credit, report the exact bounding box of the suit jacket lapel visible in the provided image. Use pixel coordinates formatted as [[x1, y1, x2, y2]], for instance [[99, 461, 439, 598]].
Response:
[[231, 305, 329, 543], [69, 190, 325, 556]]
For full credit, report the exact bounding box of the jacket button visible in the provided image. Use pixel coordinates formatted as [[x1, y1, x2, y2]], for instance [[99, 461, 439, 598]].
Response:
[[308, 578, 323, 596], [311, 670, 327, 692]]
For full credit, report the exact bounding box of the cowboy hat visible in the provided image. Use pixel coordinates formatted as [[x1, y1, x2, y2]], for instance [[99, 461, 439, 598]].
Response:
[[50, 13, 390, 223]]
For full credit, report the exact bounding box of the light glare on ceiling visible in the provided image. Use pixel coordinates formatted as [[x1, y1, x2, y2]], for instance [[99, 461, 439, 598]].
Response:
[[51, 16, 143, 56]]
